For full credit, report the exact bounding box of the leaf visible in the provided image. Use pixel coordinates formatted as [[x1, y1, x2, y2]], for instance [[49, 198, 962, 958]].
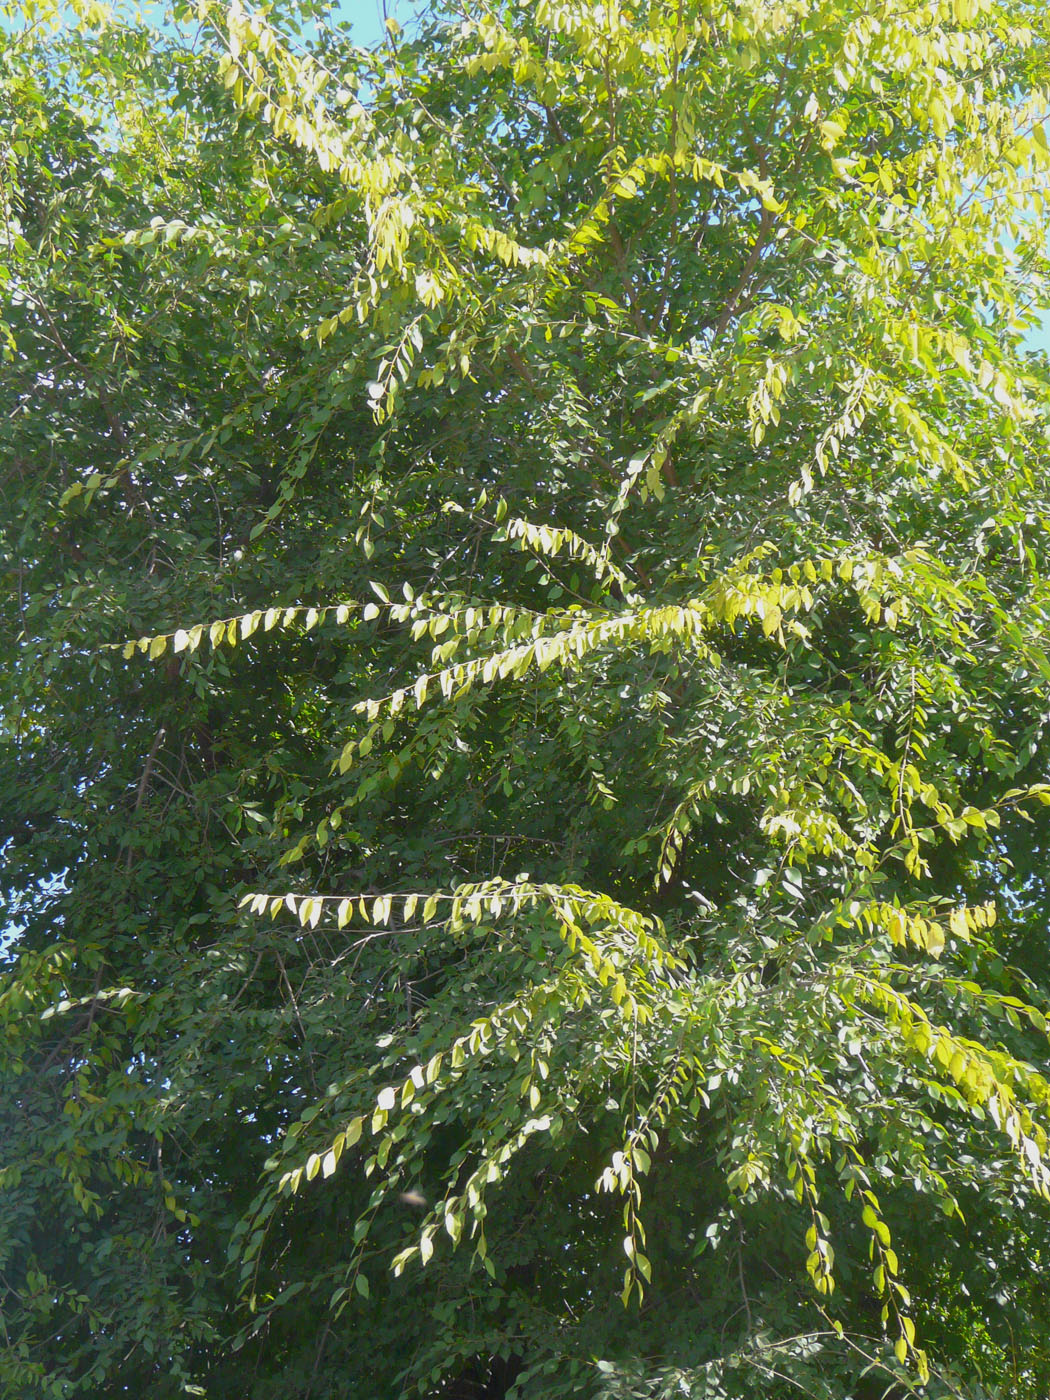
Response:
[[924, 922, 945, 958]]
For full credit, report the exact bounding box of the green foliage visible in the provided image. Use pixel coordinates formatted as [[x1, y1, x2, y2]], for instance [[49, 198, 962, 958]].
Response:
[[5, 0, 1050, 1395]]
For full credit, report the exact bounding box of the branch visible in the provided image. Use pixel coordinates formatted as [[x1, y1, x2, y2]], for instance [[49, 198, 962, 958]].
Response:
[[608, 222, 651, 340], [713, 206, 774, 342]]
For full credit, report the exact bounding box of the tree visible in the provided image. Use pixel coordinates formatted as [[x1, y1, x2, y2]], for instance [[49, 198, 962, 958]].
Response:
[[5, 0, 1050, 1395]]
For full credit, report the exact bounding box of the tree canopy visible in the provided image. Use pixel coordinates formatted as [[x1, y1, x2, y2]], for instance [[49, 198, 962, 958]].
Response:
[[5, 0, 1050, 1395]]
